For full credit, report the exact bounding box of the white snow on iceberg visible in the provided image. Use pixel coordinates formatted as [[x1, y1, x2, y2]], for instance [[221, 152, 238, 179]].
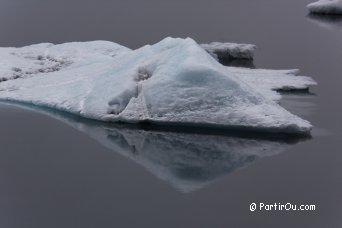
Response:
[[0, 41, 130, 82], [0, 38, 314, 134], [200, 42, 256, 60], [227, 67, 316, 101], [307, 0, 342, 14]]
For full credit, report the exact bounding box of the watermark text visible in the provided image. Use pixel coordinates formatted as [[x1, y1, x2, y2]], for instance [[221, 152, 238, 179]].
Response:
[[250, 202, 316, 212]]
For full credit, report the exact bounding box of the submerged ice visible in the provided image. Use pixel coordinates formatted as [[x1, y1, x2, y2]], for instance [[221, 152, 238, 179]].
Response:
[[0, 38, 315, 134], [307, 0, 342, 14]]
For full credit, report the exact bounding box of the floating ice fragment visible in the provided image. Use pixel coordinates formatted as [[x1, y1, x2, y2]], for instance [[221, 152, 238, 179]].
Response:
[[307, 0, 342, 14]]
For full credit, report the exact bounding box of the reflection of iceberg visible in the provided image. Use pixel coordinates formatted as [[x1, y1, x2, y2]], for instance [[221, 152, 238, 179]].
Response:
[[1, 102, 309, 193], [102, 128, 298, 193], [307, 13, 342, 29]]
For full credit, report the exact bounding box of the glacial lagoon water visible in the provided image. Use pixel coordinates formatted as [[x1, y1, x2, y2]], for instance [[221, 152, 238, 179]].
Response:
[[0, 0, 341, 227]]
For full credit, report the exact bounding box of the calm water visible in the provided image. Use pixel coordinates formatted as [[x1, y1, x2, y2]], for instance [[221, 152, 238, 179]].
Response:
[[0, 0, 342, 227]]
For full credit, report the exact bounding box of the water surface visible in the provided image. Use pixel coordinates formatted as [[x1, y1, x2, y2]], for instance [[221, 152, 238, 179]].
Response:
[[0, 0, 341, 227]]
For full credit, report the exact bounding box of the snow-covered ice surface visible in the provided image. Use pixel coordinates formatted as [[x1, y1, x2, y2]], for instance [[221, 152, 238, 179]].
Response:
[[307, 0, 342, 14], [200, 42, 256, 60], [227, 67, 316, 101], [0, 41, 130, 82], [0, 102, 307, 193], [0, 38, 315, 135]]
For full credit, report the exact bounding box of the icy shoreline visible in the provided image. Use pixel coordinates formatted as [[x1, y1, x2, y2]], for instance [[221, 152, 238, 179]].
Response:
[[0, 38, 316, 135]]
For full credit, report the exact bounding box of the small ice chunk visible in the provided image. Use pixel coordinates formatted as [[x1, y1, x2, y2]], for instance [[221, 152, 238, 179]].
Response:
[[200, 42, 256, 60], [307, 0, 342, 14]]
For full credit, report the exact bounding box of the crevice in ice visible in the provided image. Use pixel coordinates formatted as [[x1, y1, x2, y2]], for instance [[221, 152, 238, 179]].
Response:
[[107, 86, 139, 115], [107, 66, 153, 115], [134, 66, 152, 82]]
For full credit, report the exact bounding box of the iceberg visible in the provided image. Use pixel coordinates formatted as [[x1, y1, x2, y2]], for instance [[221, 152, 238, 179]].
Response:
[[307, 0, 342, 14], [0, 38, 315, 134]]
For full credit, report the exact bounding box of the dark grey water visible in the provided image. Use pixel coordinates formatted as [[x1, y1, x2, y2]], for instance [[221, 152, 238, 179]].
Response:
[[0, 0, 341, 227]]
